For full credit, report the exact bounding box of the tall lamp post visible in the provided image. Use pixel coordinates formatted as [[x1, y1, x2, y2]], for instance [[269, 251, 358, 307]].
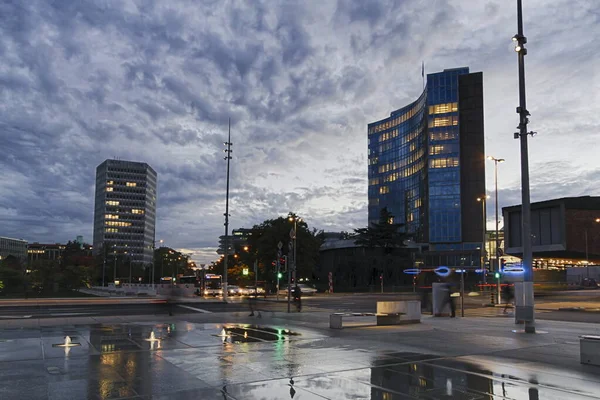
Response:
[[488, 156, 505, 303], [513, 0, 536, 333], [477, 195, 490, 284], [288, 215, 302, 284], [222, 119, 233, 302]]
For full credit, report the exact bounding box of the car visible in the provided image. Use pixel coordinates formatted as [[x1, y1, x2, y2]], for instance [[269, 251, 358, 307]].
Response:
[[278, 284, 317, 296], [227, 285, 242, 296], [245, 286, 266, 295]]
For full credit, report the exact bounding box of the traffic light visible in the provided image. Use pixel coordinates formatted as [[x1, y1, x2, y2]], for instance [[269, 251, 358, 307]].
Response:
[[277, 272, 283, 279], [280, 256, 288, 272], [495, 272, 500, 279]]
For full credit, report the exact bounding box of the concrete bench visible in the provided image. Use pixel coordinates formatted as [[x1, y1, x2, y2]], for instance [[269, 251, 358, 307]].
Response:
[[580, 335, 600, 366], [377, 300, 421, 325], [330, 313, 377, 329]]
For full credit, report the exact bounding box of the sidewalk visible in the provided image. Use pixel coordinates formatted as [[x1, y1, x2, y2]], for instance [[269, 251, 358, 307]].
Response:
[[0, 309, 599, 399]]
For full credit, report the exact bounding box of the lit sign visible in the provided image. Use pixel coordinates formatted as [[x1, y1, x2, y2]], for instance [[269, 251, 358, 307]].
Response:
[[434, 266, 451, 277]]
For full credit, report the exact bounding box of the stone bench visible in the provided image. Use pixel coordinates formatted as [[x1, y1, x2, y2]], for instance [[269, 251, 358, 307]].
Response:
[[329, 313, 378, 329], [580, 335, 600, 366], [376, 300, 421, 325]]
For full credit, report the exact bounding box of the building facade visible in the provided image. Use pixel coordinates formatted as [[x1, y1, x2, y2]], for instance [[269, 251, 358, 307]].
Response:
[[503, 196, 600, 267], [0, 236, 28, 264], [93, 160, 157, 265], [218, 228, 253, 255], [367, 67, 485, 267]]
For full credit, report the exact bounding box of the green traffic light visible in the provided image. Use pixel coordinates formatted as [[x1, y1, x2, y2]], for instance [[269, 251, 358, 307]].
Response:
[[277, 272, 283, 279], [494, 272, 500, 279]]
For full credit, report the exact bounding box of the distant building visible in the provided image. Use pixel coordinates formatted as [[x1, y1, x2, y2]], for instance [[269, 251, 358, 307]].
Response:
[[0, 236, 28, 264], [28, 242, 93, 264], [93, 159, 157, 265], [368, 67, 485, 267], [217, 228, 252, 255], [503, 196, 600, 268]]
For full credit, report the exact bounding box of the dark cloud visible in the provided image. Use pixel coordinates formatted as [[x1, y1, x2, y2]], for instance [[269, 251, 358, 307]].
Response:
[[0, 0, 598, 264]]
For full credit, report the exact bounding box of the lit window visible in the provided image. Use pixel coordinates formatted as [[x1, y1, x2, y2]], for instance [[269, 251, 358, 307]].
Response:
[[107, 180, 114, 185], [126, 182, 137, 187], [131, 209, 145, 214], [106, 187, 113, 192], [429, 157, 459, 168], [379, 186, 390, 194], [106, 201, 119, 206]]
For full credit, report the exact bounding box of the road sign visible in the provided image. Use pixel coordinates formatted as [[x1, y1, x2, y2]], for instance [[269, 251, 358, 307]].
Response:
[[289, 228, 295, 239], [277, 241, 283, 249], [243, 268, 248, 276], [288, 241, 293, 252]]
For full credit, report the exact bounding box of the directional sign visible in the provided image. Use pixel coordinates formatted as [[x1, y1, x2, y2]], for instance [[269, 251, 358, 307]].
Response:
[[289, 228, 296, 239], [243, 268, 249, 276]]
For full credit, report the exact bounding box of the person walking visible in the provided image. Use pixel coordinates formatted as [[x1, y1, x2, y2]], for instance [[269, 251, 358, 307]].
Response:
[[292, 285, 302, 312], [502, 284, 514, 314], [248, 288, 262, 318], [440, 282, 456, 318]]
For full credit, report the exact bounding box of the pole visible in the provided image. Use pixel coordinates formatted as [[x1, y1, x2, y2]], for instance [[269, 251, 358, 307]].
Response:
[[129, 259, 132, 284], [293, 219, 297, 284], [102, 254, 106, 287], [287, 257, 291, 313], [515, 0, 535, 333], [460, 258, 465, 317], [482, 198, 487, 284], [113, 252, 117, 282], [223, 118, 232, 302], [495, 160, 502, 304], [585, 229, 589, 278]]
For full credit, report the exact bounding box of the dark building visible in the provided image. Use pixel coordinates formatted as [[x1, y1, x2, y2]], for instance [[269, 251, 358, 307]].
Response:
[[217, 228, 252, 255], [367, 67, 485, 267], [503, 196, 600, 267], [93, 160, 157, 266]]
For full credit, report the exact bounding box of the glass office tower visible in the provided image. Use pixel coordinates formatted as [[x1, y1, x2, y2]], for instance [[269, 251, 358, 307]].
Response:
[[368, 68, 485, 258]]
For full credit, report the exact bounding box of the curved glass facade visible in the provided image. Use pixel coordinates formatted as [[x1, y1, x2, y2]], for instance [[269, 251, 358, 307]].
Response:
[[368, 67, 481, 247], [368, 90, 428, 240]]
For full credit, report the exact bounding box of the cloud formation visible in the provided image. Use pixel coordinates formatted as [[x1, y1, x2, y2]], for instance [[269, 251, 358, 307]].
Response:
[[0, 0, 598, 263]]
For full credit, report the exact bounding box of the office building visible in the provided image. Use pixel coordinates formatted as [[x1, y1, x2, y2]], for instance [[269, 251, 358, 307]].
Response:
[[503, 196, 600, 268], [368, 67, 485, 266], [0, 236, 28, 264], [217, 228, 252, 255], [93, 160, 157, 265]]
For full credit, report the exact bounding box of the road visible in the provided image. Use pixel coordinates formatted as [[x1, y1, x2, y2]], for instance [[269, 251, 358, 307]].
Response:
[[0, 290, 598, 322]]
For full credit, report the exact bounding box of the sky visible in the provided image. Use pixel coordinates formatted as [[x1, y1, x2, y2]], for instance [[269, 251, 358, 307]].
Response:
[[1, 0, 598, 265]]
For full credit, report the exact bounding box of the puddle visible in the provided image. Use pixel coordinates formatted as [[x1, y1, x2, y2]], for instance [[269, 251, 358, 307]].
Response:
[[218, 325, 301, 344]]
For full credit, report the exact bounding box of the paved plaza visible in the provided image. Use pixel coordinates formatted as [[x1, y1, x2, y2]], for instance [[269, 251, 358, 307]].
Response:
[[1, 310, 599, 399]]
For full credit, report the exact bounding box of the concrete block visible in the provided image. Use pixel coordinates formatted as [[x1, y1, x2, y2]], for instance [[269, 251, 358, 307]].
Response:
[[580, 336, 600, 366]]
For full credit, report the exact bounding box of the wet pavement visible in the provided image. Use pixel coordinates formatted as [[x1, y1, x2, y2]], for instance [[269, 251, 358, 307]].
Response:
[[0, 313, 599, 399]]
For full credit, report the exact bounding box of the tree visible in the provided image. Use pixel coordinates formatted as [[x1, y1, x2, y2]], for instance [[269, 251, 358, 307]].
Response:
[[353, 208, 409, 287], [353, 208, 407, 253]]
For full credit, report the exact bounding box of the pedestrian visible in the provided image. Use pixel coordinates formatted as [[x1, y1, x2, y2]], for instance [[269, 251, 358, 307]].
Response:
[[248, 288, 261, 318], [441, 282, 456, 318], [502, 284, 514, 314], [292, 285, 302, 312]]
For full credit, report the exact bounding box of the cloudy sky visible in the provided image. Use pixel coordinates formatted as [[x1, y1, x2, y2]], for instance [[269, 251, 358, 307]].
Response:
[[1, 0, 598, 264]]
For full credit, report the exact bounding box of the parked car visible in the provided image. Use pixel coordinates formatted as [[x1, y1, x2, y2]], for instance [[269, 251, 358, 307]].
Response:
[[278, 284, 317, 296], [581, 278, 599, 288], [243, 286, 265, 295]]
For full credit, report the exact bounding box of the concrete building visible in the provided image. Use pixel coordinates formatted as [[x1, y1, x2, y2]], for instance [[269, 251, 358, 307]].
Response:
[[217, 228, 252, 255], [93, 160, 157, 266], [503, 196, 600, 268], [0, 236, 28, 264], [368, 67, 485, 268]]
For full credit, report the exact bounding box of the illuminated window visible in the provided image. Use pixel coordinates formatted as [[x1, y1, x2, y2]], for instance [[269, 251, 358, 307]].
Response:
[[107, 180, 114, 185], [131, 209, 145, 214], [369, 178, 380, 186], [430, 131, 457, 141], [126, 182, 137, 187], [106, 201, 119, 206], [429, 102, 458, 115], [106, 187, 113, 192], [379, 186, 389, 194], [429, 116, 459, 128], [429, 157, 459, 168], [105, 228, 119, 233]]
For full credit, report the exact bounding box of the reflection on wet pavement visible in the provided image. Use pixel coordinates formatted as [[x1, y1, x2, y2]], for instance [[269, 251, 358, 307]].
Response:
[[0, 321, 598, 399]]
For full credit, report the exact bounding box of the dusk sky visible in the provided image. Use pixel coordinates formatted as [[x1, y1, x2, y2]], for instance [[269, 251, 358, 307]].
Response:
[[1, 0, 598, 264]]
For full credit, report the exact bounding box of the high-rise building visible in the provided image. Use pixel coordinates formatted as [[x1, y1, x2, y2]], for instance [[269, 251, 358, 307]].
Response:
[[368, 67, 485, 266], [93, 160, 157, 265]]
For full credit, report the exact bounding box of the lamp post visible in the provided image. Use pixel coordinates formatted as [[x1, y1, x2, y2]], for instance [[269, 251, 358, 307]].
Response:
[[222, 119, 233, 302], [513, 0, 536, 333], [288, 215, 302, 284], [477, 196, 490, 284], [488, 156, 505, 303]]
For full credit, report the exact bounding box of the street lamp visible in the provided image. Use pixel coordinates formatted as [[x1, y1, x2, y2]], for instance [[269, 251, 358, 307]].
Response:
[[488, 156, 505, 303], [477, 195, 490, 283], [288, 214, 302, 313]]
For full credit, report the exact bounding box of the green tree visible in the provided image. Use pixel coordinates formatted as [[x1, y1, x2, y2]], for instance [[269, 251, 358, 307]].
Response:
[[353, 208, 407, 252]]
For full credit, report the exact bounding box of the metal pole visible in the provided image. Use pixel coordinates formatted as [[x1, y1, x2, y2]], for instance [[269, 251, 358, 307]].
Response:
[[102, 254, 106, 287], [129, 259, 132, 284], [515, 0, 535, 333], [585, 229, 589, 278], [495, 160, 502, 304], [482, 199, 487, 284], [293, 219, 297, 284], [461, 269, 465, 317], [223, 118, 232, 302], [287, 257, 291, 313]]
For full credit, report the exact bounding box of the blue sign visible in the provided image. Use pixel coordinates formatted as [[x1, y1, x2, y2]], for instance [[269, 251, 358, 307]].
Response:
[[434, 266, 451, 277]]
